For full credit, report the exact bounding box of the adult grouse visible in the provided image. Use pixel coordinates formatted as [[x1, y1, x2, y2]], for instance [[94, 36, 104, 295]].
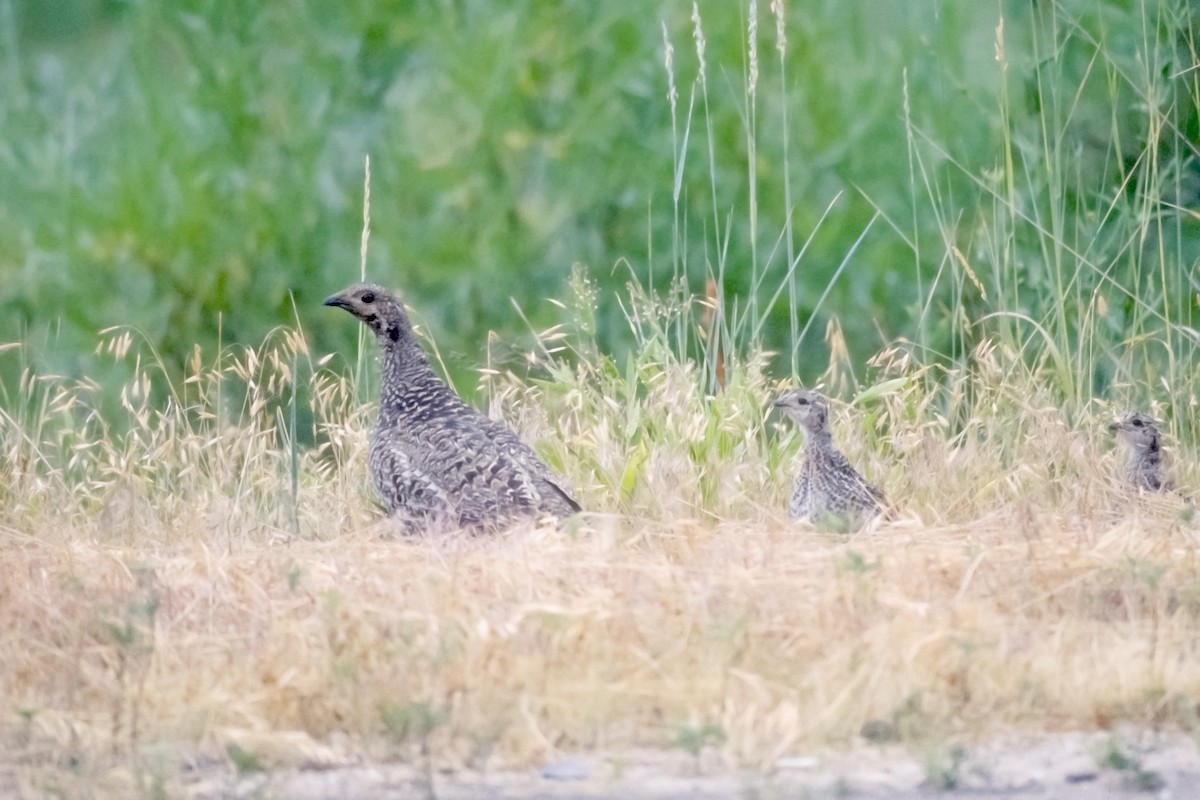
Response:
[[325, 282, 580, 532]]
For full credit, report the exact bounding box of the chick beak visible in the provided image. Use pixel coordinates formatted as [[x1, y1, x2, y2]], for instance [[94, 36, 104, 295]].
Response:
[[323, 293, 351, 310]]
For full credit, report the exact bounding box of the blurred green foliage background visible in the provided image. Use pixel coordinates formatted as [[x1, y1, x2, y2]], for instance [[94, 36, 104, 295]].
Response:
[[1, 0, 1197, 397]]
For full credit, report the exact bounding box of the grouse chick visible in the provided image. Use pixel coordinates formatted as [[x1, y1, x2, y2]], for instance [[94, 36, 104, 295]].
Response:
[[773, 387, 885, 529], [325, 282, 580, 532], [1108, 411, 1168, 492]]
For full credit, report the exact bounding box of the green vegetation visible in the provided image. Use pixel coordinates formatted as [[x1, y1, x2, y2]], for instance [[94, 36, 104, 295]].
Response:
[[6, 0, 1196, 415]]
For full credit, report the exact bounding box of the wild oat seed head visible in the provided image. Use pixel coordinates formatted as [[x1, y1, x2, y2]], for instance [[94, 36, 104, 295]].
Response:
[[692, 3, 707, 83], [747, 0, 759, 97], [771, 0, 786, 55], [661, 21, 677, 110]]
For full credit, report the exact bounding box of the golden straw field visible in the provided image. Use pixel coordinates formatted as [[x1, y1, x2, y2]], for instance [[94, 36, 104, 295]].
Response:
[[3, 310, 1198, 795]]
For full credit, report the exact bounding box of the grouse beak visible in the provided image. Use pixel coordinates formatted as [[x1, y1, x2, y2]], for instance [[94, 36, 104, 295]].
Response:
[[323, 292, 352, 311], [1107, 420, 1121, 432]]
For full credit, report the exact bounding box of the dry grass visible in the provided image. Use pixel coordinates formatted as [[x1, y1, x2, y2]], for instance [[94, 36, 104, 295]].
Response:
[[2, 299, 1199, 793]]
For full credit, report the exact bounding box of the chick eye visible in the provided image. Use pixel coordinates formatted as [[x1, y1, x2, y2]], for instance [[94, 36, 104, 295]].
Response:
[[1131, 418, 1144, 427], [796, 398, 809, 406], [361, 291, 375, 304]]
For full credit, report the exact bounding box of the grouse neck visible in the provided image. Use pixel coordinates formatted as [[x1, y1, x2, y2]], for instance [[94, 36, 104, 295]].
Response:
[[803, 428, 833, 449], [377, 335, 446, 398]]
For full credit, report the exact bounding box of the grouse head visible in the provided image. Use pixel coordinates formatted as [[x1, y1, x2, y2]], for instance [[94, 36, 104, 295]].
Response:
[[324, 282, 413, 346], [1108, 411, 1161, 455], [772, 387, 830, 436]]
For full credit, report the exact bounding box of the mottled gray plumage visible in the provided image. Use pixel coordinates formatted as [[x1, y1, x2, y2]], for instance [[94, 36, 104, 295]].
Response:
[[774, 388, 884, 529], [325, 282, 580, 532], [1109, 411, 1168, 492]]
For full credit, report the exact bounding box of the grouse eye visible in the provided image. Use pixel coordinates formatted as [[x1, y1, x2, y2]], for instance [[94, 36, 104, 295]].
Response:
[[1131, 418, 1144, 427], [796, 397, 810, 406], [361, 291, 375, 304]]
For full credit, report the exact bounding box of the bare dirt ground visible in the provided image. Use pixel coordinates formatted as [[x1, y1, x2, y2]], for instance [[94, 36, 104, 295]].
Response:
[[8, 728, 1196, 799]]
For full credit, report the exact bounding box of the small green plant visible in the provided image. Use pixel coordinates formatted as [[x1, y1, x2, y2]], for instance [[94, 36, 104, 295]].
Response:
[[225, 742, 265, 775], [133, 754, 170, 800], [922, 744, 967, 791], [104, 565, 161, 756], [381, 700, 447, 799], [672, 720, 726, 773], [812, 510, 868, 535], [286, 563, 304, 592], [889, 692, 932, 742], [1098, 738, 1166, 792], [16, 707, 37, 747], [838, 549, 879, 575], [380, 701, 447, 749]]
